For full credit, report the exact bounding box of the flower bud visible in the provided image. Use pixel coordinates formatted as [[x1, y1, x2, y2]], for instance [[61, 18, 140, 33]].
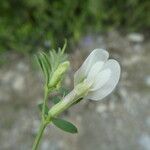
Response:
[[48, 61, 70, 89]]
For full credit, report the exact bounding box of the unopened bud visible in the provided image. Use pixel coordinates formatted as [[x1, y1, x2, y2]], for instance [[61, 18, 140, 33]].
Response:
[[48, 61, 70, 89]]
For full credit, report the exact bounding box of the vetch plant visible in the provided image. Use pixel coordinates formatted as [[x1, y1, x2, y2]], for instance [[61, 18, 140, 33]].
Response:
[[32, 43, 121, 150]]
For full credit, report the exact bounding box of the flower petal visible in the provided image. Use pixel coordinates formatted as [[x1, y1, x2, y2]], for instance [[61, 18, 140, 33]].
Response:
[[86, 59, 121, 101], [91, 68, 111, 91], [86, 61, 104, 85], [74, 49, 109, 85]]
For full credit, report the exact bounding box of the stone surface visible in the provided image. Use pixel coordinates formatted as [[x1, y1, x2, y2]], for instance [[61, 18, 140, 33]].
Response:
[[127, 33, 144, 43], [0, 31, 150, 150]]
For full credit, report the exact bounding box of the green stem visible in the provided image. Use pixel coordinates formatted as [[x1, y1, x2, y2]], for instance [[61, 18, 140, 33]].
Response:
[[32, 123, 46, 150], [42, 87, 49, 121], [32, 87, 50, 150]]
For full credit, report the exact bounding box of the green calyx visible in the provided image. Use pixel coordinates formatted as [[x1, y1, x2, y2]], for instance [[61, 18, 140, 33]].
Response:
[[48, 81, 91, 118], [74, 81, 91, 98]]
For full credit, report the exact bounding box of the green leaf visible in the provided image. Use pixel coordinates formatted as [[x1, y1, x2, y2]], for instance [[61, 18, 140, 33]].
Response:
[[52, 118, 78, 134], [36, 55, 44, 73], [36, 52, 51, 85], [61, 39, 67, 53], [51, 97, 61, 104], [38, 102, 49, 115], [41, 52, 51, 71], [39, 53, 50, 85]]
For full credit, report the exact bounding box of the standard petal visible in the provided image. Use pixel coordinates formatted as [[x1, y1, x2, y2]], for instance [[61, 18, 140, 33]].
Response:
[[74, 49, 109, 85], [86, 59, 121, 101]]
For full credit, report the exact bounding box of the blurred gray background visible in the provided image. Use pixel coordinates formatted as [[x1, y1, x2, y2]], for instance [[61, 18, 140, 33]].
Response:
[[0, 0, 150, 150]]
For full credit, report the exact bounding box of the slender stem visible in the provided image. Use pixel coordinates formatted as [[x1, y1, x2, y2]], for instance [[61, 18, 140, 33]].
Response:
[[42, 87, 49, 121], [32, 123, 46, 150], [32, 87, 49, 150]]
